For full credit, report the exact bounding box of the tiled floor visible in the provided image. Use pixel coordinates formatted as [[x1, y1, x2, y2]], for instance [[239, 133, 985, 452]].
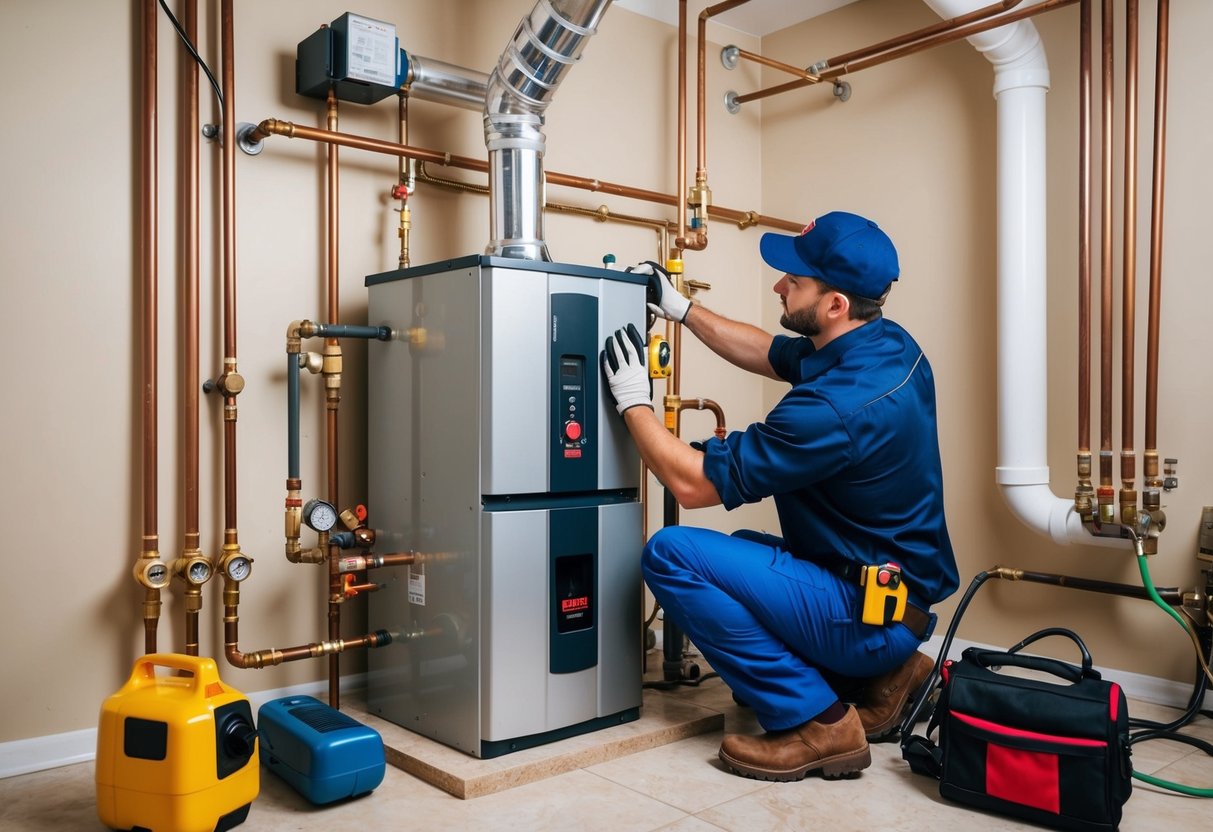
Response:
[[4, 662, 1212, 830]]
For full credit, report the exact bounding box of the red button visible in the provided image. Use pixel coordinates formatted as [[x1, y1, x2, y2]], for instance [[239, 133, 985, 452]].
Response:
[[564, 421, 582, 441]]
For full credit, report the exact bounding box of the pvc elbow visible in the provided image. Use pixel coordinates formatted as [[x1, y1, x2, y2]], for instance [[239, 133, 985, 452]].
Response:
[[997, 482, 1124, 549]]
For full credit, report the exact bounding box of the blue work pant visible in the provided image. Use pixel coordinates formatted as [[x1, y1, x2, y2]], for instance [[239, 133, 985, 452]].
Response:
[[643, 526, 926, 732]]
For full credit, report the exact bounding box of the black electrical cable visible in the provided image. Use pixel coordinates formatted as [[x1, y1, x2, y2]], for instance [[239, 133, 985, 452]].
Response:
[[157, 0, 224, 117]]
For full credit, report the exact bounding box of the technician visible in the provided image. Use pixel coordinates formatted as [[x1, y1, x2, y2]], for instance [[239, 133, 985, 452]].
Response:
[[600, 211, 959, 782]]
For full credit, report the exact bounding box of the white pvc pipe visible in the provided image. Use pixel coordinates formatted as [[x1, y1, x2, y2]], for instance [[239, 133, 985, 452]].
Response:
[[921, 0, 1119, 547]]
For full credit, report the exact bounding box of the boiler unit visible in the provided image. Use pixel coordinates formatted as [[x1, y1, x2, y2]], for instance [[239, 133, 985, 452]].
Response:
[[364, 255, 645, 758]]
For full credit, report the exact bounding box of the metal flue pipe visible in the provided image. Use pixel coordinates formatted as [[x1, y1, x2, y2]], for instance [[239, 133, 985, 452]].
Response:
[[484, 0, 613, 260]]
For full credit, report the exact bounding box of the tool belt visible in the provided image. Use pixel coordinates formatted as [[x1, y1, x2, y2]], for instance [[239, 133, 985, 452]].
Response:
[[821, 559, 931, 640]]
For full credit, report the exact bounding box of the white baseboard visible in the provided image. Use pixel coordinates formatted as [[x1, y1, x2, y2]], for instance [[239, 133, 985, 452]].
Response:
[[0, 673, 365, 781]]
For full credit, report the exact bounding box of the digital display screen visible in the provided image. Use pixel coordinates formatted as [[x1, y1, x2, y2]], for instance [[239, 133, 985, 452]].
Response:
[[555, 553, 593, 634]]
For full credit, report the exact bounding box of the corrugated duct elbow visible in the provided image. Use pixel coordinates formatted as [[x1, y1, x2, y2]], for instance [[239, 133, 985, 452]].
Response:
[[485, 0, 613, 260]]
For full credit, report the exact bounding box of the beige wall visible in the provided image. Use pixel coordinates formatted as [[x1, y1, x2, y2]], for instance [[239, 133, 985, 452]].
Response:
[[0, 0, 765, 743], [760, 0, 1213, 681], [1, 0, 1209, 748]]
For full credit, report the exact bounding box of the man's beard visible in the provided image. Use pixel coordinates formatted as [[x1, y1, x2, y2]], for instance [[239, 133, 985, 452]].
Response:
[[780, 297, 822, 337]]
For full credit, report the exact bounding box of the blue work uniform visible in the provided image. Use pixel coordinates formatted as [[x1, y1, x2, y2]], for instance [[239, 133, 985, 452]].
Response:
[[642, 317, 958, 731]]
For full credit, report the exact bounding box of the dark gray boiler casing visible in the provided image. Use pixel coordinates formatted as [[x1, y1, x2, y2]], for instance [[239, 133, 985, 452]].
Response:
[[364, 256, 645, 758]]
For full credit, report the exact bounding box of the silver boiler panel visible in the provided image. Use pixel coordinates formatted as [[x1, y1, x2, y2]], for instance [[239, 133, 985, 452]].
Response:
[[364, 256, 645, 758]]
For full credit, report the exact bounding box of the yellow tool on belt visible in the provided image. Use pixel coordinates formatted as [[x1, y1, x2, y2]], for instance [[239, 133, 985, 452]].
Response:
[[860, 563, 908, 626]]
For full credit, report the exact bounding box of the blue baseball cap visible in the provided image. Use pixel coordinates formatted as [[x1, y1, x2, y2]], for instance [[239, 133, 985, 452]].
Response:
[[759, 211, 899, 299]]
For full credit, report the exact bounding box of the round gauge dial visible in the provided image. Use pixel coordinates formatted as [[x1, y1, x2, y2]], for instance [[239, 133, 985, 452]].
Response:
[[188, 560, 212, 584], [147, 563, 169, 587], [226, 556, 252, 582], [303, 498, 339, 532]]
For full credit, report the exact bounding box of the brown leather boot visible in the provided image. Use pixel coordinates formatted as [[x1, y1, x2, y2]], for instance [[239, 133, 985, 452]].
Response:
[[855, 650, 933, 741], [717, 705, 871, 782]]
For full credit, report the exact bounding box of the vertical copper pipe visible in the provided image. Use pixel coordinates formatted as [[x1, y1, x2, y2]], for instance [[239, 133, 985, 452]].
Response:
[[183, 0, 202, 656], [1097, 0, 1115, 513], [1143, 0, 1169, 510], [140, 0, 161, 655], [220, 0, 240, 541], [673, 0, 688, 259], [1077, 0, 1091, 455], [1119, 0, 1138, 519], [691, 1, 750, 254], [1144, 0, 1168, 455], [326, 89, 341, 708], [1074, 0, 1093, 518]]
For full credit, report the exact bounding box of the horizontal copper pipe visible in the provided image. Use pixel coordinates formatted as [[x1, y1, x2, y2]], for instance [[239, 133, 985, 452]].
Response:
[[734, 0, 1074, 106], [253, 119, 803, 234], [828, 0, 1022, 69], [731, 47, 819, 82], [419, 162, 678, 233]]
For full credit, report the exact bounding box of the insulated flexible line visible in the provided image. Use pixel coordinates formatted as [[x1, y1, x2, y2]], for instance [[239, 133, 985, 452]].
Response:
[[1130, 546, 1213, 797], [158, 0, 224, 117]]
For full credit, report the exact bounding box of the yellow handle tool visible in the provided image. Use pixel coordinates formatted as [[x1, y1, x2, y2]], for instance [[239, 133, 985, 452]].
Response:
[[860, 563, 908, 626]]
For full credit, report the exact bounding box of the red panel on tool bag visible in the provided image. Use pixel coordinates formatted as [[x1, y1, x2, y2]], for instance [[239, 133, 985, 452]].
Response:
[[987, 745, 1060, 814]]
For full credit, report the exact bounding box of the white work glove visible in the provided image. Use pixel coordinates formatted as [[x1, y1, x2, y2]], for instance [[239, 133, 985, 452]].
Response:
[[600, 323, 653, 415], [628, 260, 691, 323]]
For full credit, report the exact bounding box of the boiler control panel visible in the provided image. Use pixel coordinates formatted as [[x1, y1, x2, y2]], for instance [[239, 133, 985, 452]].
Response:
[[550, 293, 597, 493]]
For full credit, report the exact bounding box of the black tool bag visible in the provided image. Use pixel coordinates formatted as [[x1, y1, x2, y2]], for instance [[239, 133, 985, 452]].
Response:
[[903, 627, 1133, 831]]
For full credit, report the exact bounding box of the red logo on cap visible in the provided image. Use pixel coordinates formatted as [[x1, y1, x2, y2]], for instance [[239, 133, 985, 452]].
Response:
[[800, 220, 815, 236]]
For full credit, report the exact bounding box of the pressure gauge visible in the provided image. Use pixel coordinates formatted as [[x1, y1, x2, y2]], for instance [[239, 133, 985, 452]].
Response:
[[145, 562, 170, 588], [225, 556, 252, 582], [188, 560, 213, 584], [302, 498, 338, 532]]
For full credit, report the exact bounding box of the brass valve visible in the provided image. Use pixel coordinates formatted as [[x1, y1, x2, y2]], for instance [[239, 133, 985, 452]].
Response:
[[173, 550, 213, 587], [133, 557, 171, 589]]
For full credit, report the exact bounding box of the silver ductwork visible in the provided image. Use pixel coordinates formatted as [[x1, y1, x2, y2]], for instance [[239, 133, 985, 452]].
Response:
[[402, 53, 490, 111], [485, 0, 613, 260]]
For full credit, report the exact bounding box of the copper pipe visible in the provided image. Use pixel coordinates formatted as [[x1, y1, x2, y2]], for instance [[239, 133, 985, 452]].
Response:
[[1098, 0, 1114, 507], [733, 0, 1075, 107], [1074, 0, 1094, 519], [727, 47, 819, 82], [688, 1, 751, 258], [179, 0, 204, 658], [253, 119, 803, 233], [1144, 0, 1169, 459], [140, 0, 160, 655], [1077, 0, 1091, 455], [220, 0, 241, 543], [325, 89, 342, 709], [223, 577, 393, 669], [1120, 0, 1139, 518], [826, 0, 1022, 69], [674, 1, 695, 255], [420, 160, 680, 236], [221, 1, 235, 363], [678, 397, 727, 440]]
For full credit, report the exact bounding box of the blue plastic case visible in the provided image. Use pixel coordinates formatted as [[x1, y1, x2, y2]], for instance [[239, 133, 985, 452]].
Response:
[[257, 695, 385, 805]]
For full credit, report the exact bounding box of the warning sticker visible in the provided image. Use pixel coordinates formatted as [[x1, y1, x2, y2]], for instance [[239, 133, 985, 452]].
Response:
[[408, 566, 425, 606]]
